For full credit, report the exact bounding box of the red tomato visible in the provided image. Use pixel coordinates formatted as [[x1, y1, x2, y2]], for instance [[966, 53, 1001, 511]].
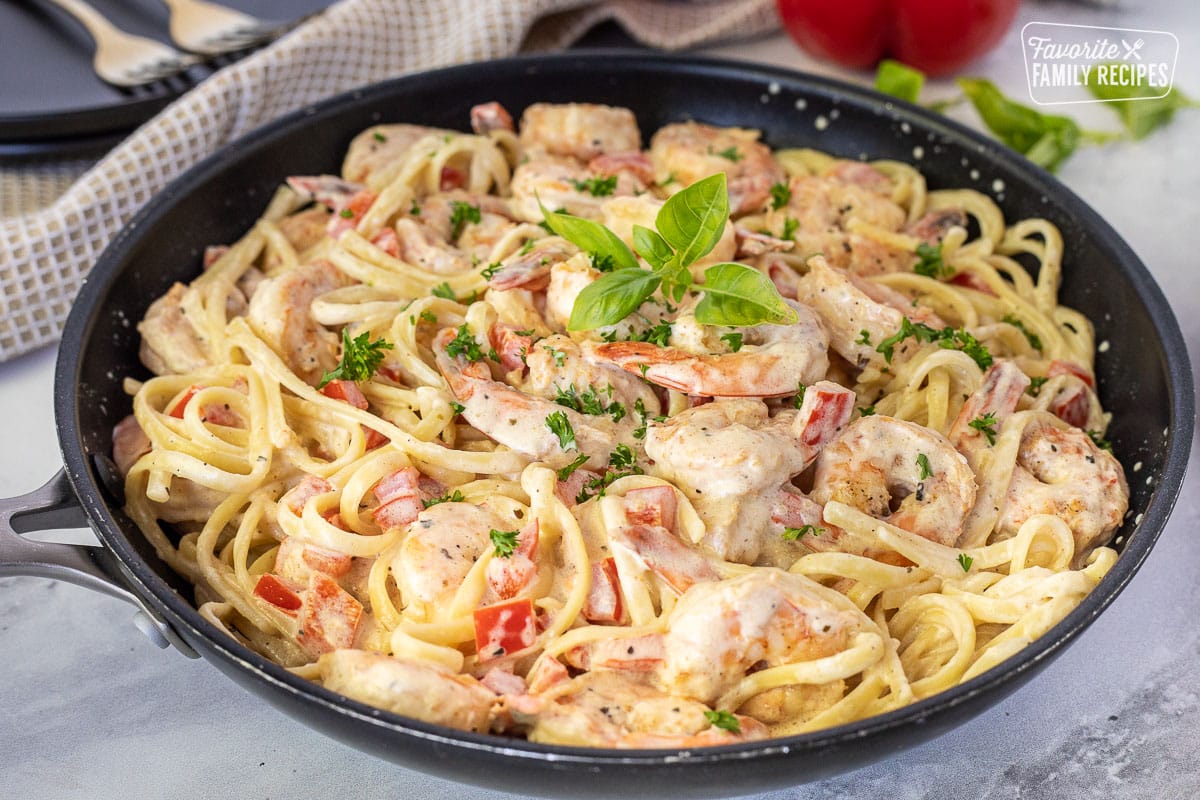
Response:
[[777, 0, 1021, 76]]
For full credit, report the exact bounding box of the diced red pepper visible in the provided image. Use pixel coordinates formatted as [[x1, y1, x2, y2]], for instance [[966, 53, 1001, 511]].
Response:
[[795, 381, 856, 449], [440, 166, 466, 192], [275, 536, 352, 583], [373, 495, 423, 531], [168, 385, 202, 418], [253, 574, 302, 613], [321, 379, 369, 410], [363, 427, 389, 450], [525, 655, 569, 694], [374, 467, 421, 504], [473, 597, 536, 662], [1050, 384, 1090, 429], [623, 486, 678, 533], [582, 557, 623, 624], [948, 271, 997, 296], [1048, 359, 1095, 389], [486, 521, 539, 600], [296, 573, 363, 657], [371, 227, 400, 258], [281, 475, 334, 515]]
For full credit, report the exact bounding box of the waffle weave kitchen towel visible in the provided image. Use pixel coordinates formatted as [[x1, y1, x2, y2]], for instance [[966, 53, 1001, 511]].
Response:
[[0, 0, 777, 360]]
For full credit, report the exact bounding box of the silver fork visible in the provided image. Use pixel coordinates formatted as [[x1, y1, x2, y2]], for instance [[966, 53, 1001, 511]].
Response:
[[44, 0, 198, 87], [160, 0, 279, 55]]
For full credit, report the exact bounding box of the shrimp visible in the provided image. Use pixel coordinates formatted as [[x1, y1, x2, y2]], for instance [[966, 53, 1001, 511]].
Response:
[[518, 103, 641, 161], [591, 299, 829, 398], [318, 649, 494, 732], [649, 121, 785, 216], [810, 415, 977, 547], [999, 418, 1128, 561], [342, 123, 454, 184], [949, 359, 1030, 468], [470, 101, 514, 135], [795, 256, 939, 372], [771, 172, 911, 275], [524, 333, 662, 420], [391, 501, 507, 606], [137, 283, 211, 375], [513, 671, 767, 748], [658, 570, 860, 704], [433, 327, 633, 466], [486, 239, 577, 292], [246, 260, 351, 385], [646, 386, 855, 563], [509, 155, 644, 223]]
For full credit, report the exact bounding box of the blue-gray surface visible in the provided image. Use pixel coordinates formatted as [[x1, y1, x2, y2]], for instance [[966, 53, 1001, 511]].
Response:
[[2, 0, 1198, 797]]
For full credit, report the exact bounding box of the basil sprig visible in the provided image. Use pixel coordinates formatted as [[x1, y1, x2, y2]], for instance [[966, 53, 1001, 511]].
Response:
[[1085, 65, 1199, 139], [875, 59, 924, 104], [541, 174, 797, 332]]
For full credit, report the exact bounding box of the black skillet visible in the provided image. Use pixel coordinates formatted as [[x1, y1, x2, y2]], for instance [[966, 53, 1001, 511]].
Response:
[[0, 53, 1192, 798]]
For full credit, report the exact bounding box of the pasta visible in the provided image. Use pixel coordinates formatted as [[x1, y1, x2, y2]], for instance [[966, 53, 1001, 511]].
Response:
[[114, 101, 1129, 747]]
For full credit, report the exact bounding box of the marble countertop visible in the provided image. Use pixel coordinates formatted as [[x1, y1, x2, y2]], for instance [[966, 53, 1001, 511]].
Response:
[[2, 1, 1197, 797]]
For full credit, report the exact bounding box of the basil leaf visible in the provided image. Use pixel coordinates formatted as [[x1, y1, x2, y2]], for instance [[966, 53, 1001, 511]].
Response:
[[655, 173, 729, 268], [958, 78, 1082, 172], [539, 200, 639, 271], [875, 59, 924, 104], [632, 224, 674, 270], [1086, 65, 1198, 139], [693, 263, 799, 327], [567, 268, 661, 331]]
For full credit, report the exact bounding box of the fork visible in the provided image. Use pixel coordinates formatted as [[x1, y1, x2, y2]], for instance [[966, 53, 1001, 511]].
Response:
[[160, 0, 279, 55], [43, 0, 198, 87]]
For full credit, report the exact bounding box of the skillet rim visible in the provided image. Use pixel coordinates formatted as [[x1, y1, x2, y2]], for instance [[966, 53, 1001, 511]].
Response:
[[53, 51, 1195, 768]]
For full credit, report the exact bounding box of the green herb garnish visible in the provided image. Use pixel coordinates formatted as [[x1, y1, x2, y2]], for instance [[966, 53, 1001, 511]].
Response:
[[423, 490, 466, 508], [957, 553, 974, 573], [916, 453, 933, 480], [720, 332, 744, 352], [448, 201, 481, 239], [546, 411, 576, 451], [704, 709, 741, 733], [555, 454, 591, 482], [1002, 314, 1043, 352], [489, 528, 520, 558], [914, 242, 953, 280], [968, 412, 999, 445], [445, 324, 486, 362], [769, 182, 791, 210], [569, 175, 618, 197], [782, 525, 824, 541], [318, 329, 393, 388]]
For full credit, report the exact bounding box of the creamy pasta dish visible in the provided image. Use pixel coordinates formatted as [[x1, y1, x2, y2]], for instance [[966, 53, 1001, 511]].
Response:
[[114, 101, 1128, 747]]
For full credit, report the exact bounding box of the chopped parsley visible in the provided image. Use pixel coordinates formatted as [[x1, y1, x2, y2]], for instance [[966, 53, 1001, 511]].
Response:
[[553, 383, 626, 422], [546, 411, 576, 451], [338, 208, 355, 219], [856, 329, 872, 346], [449, 401, 465, 415], [409, 200, 421, 216], [555, 454, 591, 481], [481, 262, 502, 280], [575, 445, 643, 502], [431, 282, 457, 300], [543, 345, 566, 367], [489, 528, 520, 558], [957, 553, 974, 572], [448, 201, 481, 239], [875, 319, 993, 370], [968, 412, 999, 445], [858, 405, 876, 417], [713, 146, 743, 162], [703, 709, 741, 733], [660, 172, 678, 186], [632, 397, 665, 440], [423, 490, 465, 508], [769, 182, 791, 210], [372, 131, 387, 143], [444, 324, 486, 362], [913, 242, 953, 280], [631, 321, 673, 347], [782, 525, 824, 541], [418, 310, 438, 324], [592, 252, 617, 272], [1027, 376, 1049, 396], [1087, 430, 1113, 452], [569, 175, 618, 197], [793, 383, 807, 409], [916, 453, 933, 480], [317, 329, 393, 388], [781, 216, 799, 241], [1002, 314, 1043, 352], [720, 332, 744, 352]]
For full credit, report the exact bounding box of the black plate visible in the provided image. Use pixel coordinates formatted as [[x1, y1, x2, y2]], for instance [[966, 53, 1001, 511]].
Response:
[[0, 0, 328, 159], [54, 53, 1194, 798]]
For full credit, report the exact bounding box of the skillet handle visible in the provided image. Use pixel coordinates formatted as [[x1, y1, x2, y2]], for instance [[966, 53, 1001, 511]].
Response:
[[0, 469, 199, 658]]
